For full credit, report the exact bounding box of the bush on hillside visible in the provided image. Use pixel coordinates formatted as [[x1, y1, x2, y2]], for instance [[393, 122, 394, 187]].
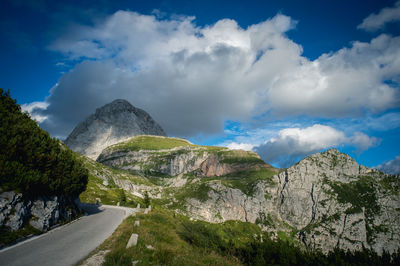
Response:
[[0, 89, 88, 197]]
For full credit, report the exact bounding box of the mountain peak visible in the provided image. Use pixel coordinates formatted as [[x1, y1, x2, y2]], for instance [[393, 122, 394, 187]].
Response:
[[98, 99, 133, 111], [65, 99, 166, 160], [323, 148, 340, 154], [94, 99, 144, 118]]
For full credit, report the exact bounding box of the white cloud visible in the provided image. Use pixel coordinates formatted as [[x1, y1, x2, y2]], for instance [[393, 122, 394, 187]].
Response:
[[350, 132, 380, 152], [226, 142, 255, 151], [33, 10, 400, 139], [254, 125, 346, 167], [376, 156, 400, 175], [41, 12, 302, 137], [248, 124, 379, 167], [21, 101, 49, 123], [358, 1, 400, 31], [267, 34, 400, 117]]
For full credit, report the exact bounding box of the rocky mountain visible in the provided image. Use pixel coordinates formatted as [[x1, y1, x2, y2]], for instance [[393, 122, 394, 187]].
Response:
[[65, 99, 166, 160], [96, 135, 275, 182], [175, 149, 400, 255], [90, 137, 400, 255]]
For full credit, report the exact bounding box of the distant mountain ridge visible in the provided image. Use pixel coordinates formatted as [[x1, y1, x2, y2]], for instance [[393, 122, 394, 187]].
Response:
[[65, 99, 166, 160]]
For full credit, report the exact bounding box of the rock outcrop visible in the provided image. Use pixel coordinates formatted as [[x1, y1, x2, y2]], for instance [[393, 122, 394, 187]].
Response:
[[179, 149, 400, 255], [97, 136, 272, 179], [65, 99, 166, 160], [0, 191, 81, 232]]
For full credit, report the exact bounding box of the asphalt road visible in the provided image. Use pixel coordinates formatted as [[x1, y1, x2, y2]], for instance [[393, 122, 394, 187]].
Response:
[[0, 204, 131, 266]]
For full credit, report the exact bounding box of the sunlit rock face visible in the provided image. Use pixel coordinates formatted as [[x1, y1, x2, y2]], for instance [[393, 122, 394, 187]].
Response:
[[65, 99, 166, 160], [182, 149, 400, 255]]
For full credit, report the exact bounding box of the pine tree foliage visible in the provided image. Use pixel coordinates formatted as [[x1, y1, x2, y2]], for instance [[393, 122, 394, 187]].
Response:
[[0, 89, 88, 197]]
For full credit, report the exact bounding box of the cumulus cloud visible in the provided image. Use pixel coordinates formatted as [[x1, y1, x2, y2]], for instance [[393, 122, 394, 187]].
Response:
[[376, 156, 400, 175], [252, 124, 378, 167], [226, 142, 255, 151], [254, 125, 346, 167], [350, 132, 380, 152], [358, 1, 400, 31], [21, 101, 49, 123], [41, 12, 301, 137], [267, 34, 400, 117], [31, 10, 400, 139]]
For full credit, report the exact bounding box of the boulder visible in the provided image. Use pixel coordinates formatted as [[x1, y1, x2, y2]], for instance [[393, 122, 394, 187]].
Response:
[[126, 233, 138, 248]]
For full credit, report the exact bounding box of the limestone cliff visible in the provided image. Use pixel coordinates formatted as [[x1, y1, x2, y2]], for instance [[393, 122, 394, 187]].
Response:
[[92, 135, 399, 255], [65, 99, 166, 160], [97, 135, 272, 180], [171, 149, 400, 255]]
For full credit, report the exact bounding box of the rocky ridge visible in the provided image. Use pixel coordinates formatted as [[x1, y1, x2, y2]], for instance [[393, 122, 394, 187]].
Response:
[[97, 135, 272, 180], [178, 149, 400, 254], [65, 99, 166, 160]]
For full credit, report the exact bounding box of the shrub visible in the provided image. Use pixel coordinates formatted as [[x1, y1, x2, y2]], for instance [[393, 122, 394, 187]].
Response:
[[0, 89, 88, 197]]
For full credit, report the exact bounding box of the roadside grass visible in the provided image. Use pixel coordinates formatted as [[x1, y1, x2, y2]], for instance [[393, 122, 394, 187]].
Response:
[[0, 224, 41, 247], [96, 207, 266, 265]]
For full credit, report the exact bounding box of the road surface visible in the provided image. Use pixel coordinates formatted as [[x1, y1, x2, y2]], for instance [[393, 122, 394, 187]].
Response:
[[0, 204, 132, 266]]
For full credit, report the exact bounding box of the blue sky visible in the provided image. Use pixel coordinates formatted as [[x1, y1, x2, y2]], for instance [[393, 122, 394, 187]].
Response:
[[1, 0, 400, 172]]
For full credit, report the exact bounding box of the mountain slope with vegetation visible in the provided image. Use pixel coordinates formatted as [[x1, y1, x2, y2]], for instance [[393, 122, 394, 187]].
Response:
[[0, 89, 88, 246], [75, 152, 158, 207], [0, 89, 88, 197], [97, 135, 274, 180], [92, 208, 400, 266], [155, 149, 400, 255], [88, 134, 400, 257]]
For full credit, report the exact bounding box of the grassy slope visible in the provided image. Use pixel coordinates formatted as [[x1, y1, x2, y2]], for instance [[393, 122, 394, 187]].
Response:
[[108, 136, 196, 151], [75, 153, 154, 207], [92, 208, 263, 265], [87, 207, 400, 265], [77, 139, 400, 265], [104, 135, 268, 167]]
